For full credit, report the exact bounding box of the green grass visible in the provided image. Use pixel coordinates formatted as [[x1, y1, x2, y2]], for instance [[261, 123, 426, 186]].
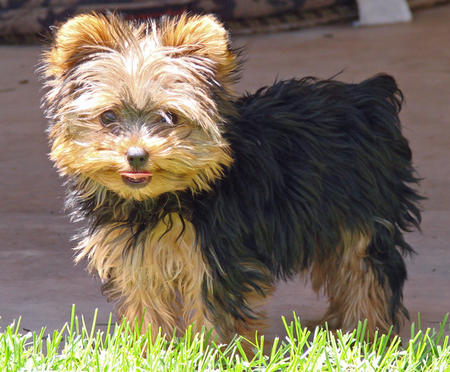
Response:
[[1, 306, 449, 371]]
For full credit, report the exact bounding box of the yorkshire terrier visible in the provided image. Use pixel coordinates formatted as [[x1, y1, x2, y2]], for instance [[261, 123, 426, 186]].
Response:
[[42, 12, 422, 343]]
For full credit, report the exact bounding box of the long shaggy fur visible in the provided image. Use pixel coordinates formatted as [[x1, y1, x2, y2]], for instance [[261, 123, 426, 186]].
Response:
[[42, 12, 422, 342]]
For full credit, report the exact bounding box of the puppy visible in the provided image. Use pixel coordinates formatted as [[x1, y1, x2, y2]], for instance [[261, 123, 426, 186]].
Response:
[[42, 12, 422, 343]]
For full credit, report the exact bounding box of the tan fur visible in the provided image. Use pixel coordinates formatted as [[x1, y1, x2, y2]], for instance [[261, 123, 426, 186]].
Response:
[[48, 122, 232, 200], [44, 14, 133, 78], [310, 231, 396, 335], [76, 213, 213, 337], [42, 12, 242, 341], [159, 13, 238, 96], [44, 13, 235, 201]]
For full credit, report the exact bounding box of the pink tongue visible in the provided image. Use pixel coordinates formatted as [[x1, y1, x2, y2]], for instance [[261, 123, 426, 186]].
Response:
[[120, 172, 152, 180]]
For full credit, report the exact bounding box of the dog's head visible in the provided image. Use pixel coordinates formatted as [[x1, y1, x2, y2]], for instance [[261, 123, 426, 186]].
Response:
[[42, 13, 237, 201]]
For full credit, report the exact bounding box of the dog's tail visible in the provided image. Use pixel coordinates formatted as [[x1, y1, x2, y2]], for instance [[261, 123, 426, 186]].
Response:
[[352, 74, 423, 328], [366, 73, 404, 103], [357, 74, 403, 130], [356, 73, 423, 244], [362, 75, 424, 248]]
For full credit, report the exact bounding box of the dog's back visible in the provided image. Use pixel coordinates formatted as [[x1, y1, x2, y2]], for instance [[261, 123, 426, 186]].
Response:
[[193, 74, 422, 335]]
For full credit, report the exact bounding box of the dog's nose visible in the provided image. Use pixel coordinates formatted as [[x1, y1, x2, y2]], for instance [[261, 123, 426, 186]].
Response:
[[127, 147, 149, 169]]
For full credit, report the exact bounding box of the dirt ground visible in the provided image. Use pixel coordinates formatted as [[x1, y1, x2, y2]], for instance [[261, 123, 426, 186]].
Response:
[[0, 5, 449, 340]]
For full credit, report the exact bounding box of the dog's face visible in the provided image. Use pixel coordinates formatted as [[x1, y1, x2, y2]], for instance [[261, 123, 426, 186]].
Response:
[[43, 13, 236, 200]]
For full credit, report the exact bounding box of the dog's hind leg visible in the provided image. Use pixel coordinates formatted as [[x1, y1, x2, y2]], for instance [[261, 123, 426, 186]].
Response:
[[310, 227, 408, 335]]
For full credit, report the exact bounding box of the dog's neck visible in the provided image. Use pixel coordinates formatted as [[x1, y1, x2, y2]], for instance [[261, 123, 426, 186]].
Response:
[[65, 178, 194, 236]]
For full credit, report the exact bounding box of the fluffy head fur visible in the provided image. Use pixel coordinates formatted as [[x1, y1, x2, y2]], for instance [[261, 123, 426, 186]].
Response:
[[42, 12, 423, 347], [43, 13, 236, 201]]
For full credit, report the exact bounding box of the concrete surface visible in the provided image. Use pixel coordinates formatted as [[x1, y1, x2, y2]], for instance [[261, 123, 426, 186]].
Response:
[[0, 5, 449, 340]]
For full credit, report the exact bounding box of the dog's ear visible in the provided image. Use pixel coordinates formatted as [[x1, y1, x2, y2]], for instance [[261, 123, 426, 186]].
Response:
[[160, 14, 237, 86], [44, 13, 126, 78]]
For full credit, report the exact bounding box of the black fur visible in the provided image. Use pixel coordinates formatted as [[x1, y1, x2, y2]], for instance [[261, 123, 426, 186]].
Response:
[[191, 75, 423, 329], [69, 74, 422, 334]]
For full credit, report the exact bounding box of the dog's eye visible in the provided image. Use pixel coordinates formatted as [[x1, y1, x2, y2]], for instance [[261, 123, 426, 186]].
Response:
[[99, 110, 118, 126], [160, 111, 178, 125]]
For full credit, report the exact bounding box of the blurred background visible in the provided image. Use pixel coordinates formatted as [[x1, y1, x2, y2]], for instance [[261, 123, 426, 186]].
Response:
[[0, 0, 448, 41], [0, 0, 449, 340]]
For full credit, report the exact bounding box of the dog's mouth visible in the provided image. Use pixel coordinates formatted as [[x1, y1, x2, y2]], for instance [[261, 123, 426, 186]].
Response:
[[120, 171, 152, 188]]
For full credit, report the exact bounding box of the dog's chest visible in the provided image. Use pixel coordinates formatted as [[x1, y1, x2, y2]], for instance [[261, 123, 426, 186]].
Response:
[[138, 214, 207, 286], [75, 212, 210, 331], [77, 213, 208, 308]]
